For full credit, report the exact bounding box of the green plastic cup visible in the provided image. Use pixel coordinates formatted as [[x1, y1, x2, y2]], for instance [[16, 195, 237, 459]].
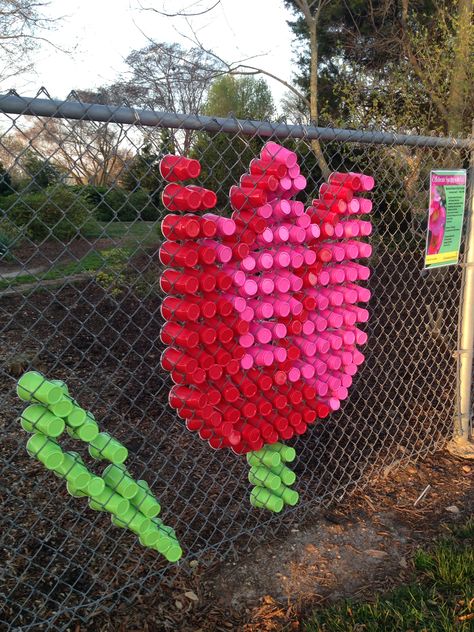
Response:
[[152, 517, 176, 538], [51, 379, 69, 395], [88, 486, 130, 517], [269, 462, 296, 486], [248, 466, 282, 491], [49, 396, 74, 419], [17, 372, 63, 406], [67, 421, 99, 442], [139, 527, 162, 548], [67, 480, 87, 497], [164, 542, 183, 562], [250, 486, 284, 513], [87, 475, 106, 496], [151, 533, 173, 553], [112, 508, 151, 535], [52, 451, 91, 489], [103, 464, 139, 499], [66, 404, 88, 428], [247, 450, 281, 469], [26, 433, 65, 470], [130, 480, 161, 518], [88, 433, 128, 463], [267, 443, 296, 463], [21, 404, 65, 438], [273, 483, 299, 507]]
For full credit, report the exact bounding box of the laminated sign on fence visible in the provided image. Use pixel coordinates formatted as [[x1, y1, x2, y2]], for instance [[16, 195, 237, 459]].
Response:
[[424, 169, 467, 269]]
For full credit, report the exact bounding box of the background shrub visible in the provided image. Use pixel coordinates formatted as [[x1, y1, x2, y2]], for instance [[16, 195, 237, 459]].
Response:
[[2, 185, 97, 241], [86, 186, 161, 222]]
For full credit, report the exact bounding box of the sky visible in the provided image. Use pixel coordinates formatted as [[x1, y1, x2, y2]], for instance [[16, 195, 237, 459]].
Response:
[[8, 0, 297, 108]]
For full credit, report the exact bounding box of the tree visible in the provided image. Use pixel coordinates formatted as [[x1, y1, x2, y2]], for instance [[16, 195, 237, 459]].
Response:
[[120, 42, 222, 154], [121, 142, 162, 193], [21, 151, 62, 189], [0, 162, 12, 195], [203, 75, 275, 120], [0, 0, 59, 83], [192, 76, 276, 204]]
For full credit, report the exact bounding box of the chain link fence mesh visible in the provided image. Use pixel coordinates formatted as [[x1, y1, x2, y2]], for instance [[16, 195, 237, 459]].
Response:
[[0, 91, 472, 630]]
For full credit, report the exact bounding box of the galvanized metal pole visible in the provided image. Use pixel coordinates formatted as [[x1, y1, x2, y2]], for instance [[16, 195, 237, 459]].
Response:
[[448, 126, 474, 458]]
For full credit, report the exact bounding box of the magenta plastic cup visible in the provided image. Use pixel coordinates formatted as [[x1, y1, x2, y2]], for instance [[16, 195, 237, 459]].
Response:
[[241, 256, 257, 272], [327, 267, 345, 284], [223, 294, 246, 313], [320, 288, 344, 307], [239, 333, 255, 348], [338, 287, 358, 304], [333, 371, 353, 388], [345, 304, 369, 323], [320, 331, 343, 350], [308, 357, 328, 376], [353, 327, 368, 345], [350, 173, 375, 191], [296, 361, 315, 379], [258, 276, 275, 294], [306, 225, 321, 241], [332, 386, 349, 400], [322, 397, 341, 411], [247, 299, 273, 319], [303, 249, 317, 265], [257, 203, 273, 218], [261, 142, 298, 168], [320, 373, 342, 391], [270, 250, 291, 269], [249, 324, 272, 344], [347, 199, 360, 214], [294, 337, 316, 357], [320, 309, 344, 329], [203, 213, 236, 236], [306, 289, 329, 310], [256, 252, 274, 271], [288, 201, 304, 216], [222, 267, 246, 287], [338, 329, 356, 345], [287, 367, 301, 382], [335, 264, 357, 282], [354, 197, 373, 213], [352, 349, 365, 365], [266, 297, 291, 318], [288, 164, 300, 178], [292, 175, 307, 192], [241, 306, 255, 322], [322, 354, 342, 371], [247, 348, 274, 367], [307, 312, 328, 332], [274, 275, 291, 293], [257, 227, 274, 245], [343, 363, 358, 376], [271, 346, 288, 362], [332, 307, 357, 326], [278, 176, 292, 191], [266, 322, 287, 339], [240, 354, 254, 370], [343, 242, 360, 259], [302, 319, 315, 335], [341, 221, 359, 237], [239, 279, 258, 297], [272, 226, 290, 244], [310, 379, 328, 397], [278, 270, 303, 291], [270, 199, 291, 219]]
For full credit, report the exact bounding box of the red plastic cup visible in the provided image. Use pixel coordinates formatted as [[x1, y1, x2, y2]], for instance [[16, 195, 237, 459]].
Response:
[[162, 183, 201, 211], [160, 269, 199, 295], [349, 172, 375, 191], [161, 214, 200, 240], [240, 173, 279, 192], [160, 154, 201, 182], [169, 385, 206, 409], [161, 296, 200, 322], [249, 157, 287, 179], [159, 241, 199, 268], [320, 183, 354, 202], [328, 172, 362, 191], [230, 186, 267, 211], [161, 322, 199, 349], [187, 185, 217, 210], [161, 348, 198, 373]]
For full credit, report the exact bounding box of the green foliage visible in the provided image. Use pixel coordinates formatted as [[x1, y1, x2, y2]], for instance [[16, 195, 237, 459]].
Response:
[[95, 247, 129, 298], [21, 151, 63, 190], [203, 76, 275, 120], [88, 187, 162, 222], [0, 162, 13, 196], [121, 143, 162, 193], [0, 218, 22, 259], [304, 516, 474, 631], [2, 186, 96, 241], [193, 76, 275, 205]]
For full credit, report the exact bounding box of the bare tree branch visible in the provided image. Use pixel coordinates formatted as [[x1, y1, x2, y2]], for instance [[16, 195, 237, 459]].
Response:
[[138, 0, 220, 18]]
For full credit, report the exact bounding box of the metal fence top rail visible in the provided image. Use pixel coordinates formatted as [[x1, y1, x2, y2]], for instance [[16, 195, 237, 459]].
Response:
[[0, 93, 471, 149]]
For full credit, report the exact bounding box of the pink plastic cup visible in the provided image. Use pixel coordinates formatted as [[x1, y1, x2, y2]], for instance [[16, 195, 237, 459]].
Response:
[[295, 361, 315, 379], [321, 397, 341, 411], [320, 331, 343, 350], [256, 227, 274, 245], [267, 322, 287, 339], [257, 203, 273, 218], [306, 289, 329, 310], [343, 242, 360, 260], [332, 307, 357, 326], [333, 264, 356, 282], [274, 276, 291, 293], [302, 319, 315, 335], [278, 176, 292, 191], [344, 305, 369, 323], [203, 213, 236, 236], [278, 271, 303, 291], [261, 142, 298, 168], [292, 175, 307, 192], [222, 266, 246, 287], [279, 247, 304, 268], [241, 256, 257, 272], [339, 286, 358, 304], [270, 199, 291, 219], [256, 252, 274, 271], [320, 373, 342, 391], [288, 164, 300, 178], [247, 300, 274, 319], [272, 225, 290, 244], [258, 276, 275, 295], [294, 338, 316, 357], [306, 225, 321, 241], [307, 313, 328, 332], [239, 333, 255, 348], [238, 279, 258, 297], [223, 294, 246, 313], [240, 306, 255, 322], [343, 363, 358, 376], [287, 367, 301, 382], [288, 201, 304, 216], [332, 386, 349, 400], [201, 240, 232, 263], [345, 283, 371, 303], [322, 354, 342, 371], [350, 173, 375, 191], [354, 197, 373, 213], [347, 199, 360, 214], [266, 296, 291, 317], [282, 224, 306, 244], [326, 267, 345, 284], [320, 309, 344, 329], [308, 379, 328, 397], [346, 262, 370, 281], [320, 288, 344, 307], [247, 347, 274, 367], [270, 250, 291, 269], [249, 324, 271, 344], [297, 213, 311, 228], [330, 371, 352, 388]]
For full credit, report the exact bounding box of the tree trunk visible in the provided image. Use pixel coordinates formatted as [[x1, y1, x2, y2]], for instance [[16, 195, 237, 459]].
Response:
[[308, 16, 330, 179], [447, 0, 473, 136]]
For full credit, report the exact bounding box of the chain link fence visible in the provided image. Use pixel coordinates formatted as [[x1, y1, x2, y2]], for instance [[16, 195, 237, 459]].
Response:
[[0, 91, 472, 630]]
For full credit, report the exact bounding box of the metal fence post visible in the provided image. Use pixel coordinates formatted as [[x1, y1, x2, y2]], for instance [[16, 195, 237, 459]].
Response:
[[448, 128, 474, 459]]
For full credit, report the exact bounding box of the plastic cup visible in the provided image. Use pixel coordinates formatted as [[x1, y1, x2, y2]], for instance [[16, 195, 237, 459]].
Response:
[[48, 397, 74, 419], [26, 433, 65, 470], [112, 508, 151, 535], [50, 379, 69, 395], [261, 141, 297, 168], [21, 404, 65, 437], [159, 154, 201, 182], [247, 449, 281, 469], [250, 486, 284, 512], [67, 419, 100, 443], [273, 483, 299, 506], [267, 443, 296, 463], [89, 486, 130, 517], [248, 466, 282, 491], [130, 480, 161, 518], [88, 432, 128, 463], [17, 372, 63, 406], [103, 463, 139, 499], [53, 451, 91, 489]]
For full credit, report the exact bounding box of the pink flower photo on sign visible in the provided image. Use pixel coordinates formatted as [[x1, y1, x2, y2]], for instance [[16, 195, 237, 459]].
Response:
[[427, 186, 447, 255]]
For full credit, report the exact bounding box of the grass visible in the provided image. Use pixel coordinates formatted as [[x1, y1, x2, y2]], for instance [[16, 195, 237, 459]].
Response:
[[304, 517, 474, 632], [0, 221, 161, 290]]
